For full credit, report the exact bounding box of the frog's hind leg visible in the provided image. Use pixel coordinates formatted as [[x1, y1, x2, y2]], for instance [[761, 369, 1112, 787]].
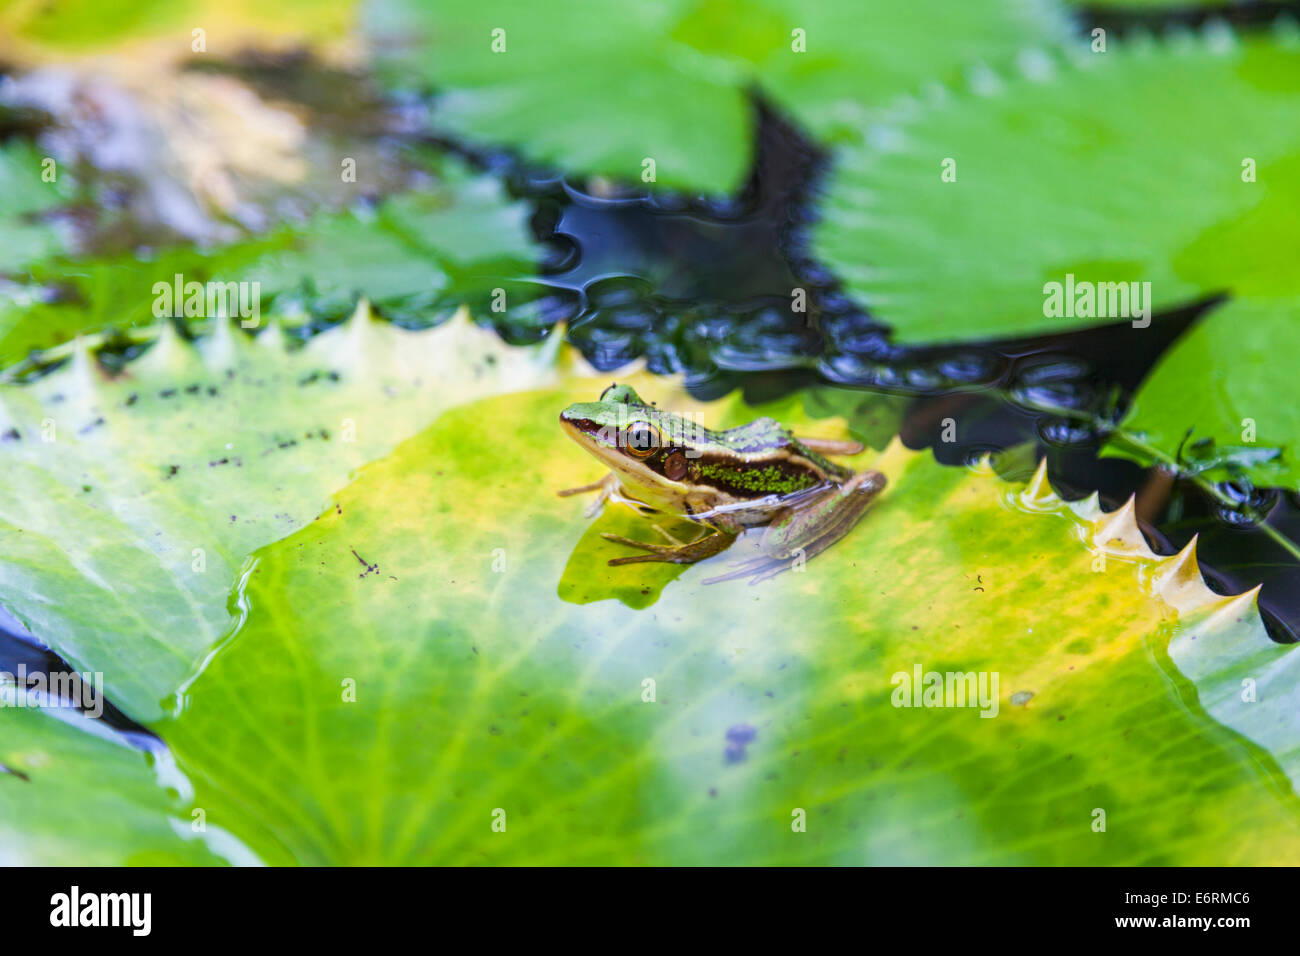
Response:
[[795, 436, 865, 456], [703, 470, 885, 584]]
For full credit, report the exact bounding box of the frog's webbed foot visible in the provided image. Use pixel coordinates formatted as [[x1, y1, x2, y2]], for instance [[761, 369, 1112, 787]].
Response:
[[703, 470, 886, 585], [601, 528, 738, 566]]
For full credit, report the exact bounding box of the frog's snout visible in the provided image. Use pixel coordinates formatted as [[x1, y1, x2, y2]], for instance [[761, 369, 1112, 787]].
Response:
[[559, 410, 600, 447], [559, 410, 582, 438]]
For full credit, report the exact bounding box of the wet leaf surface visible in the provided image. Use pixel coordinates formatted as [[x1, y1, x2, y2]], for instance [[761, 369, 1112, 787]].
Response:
[[153, 370, 1300, 864], [5, 321, 1294, 868], [0, 706, 228, 865], [0, 307, 565, 720]]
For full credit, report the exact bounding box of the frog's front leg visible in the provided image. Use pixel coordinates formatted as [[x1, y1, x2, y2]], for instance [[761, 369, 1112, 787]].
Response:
[[557, 472, 618, 517], [601, 515, 741, 567], [704, 470, 886, 584]]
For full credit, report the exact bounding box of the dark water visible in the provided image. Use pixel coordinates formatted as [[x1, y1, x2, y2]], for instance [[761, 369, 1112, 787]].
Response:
[[1080, 1, 1300, 34], [0, 625, 157, 744]]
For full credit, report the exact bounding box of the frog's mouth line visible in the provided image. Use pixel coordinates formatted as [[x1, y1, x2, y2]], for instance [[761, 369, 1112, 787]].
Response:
[[559, 416, 616, 454], [560, 416, 673, 492], [558, 415, 602, 441]]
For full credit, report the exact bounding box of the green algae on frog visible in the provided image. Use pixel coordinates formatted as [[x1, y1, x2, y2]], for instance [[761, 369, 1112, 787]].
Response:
[[559, 384, 886, 583]]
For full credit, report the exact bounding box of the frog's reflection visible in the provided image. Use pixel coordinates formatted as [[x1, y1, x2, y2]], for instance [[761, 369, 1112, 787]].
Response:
[[556, 504, 695, 609]]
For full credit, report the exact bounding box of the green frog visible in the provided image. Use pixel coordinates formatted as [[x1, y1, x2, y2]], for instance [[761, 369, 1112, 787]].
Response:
[[559, 384, 886, 583]]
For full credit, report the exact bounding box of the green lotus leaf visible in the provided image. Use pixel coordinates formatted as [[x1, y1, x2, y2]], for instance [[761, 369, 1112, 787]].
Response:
[[366, 0, 1066, 194], [134, 357, 1298, 865], [813, 30, 1300, 343], [0, 307, 567, 721], [3, 321, 1296, 864]]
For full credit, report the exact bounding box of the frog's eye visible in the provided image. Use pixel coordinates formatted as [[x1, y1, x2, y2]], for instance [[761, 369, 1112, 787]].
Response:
[[622, 421, 660, 458]]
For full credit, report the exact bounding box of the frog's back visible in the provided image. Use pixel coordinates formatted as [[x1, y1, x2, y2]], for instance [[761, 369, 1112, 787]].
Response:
[[716, 417, 789, 454], [719, 418, 845, 469]]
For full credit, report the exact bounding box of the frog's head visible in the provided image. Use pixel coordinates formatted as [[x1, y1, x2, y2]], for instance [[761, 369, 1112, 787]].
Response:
[[560, 384, 703, 502]]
